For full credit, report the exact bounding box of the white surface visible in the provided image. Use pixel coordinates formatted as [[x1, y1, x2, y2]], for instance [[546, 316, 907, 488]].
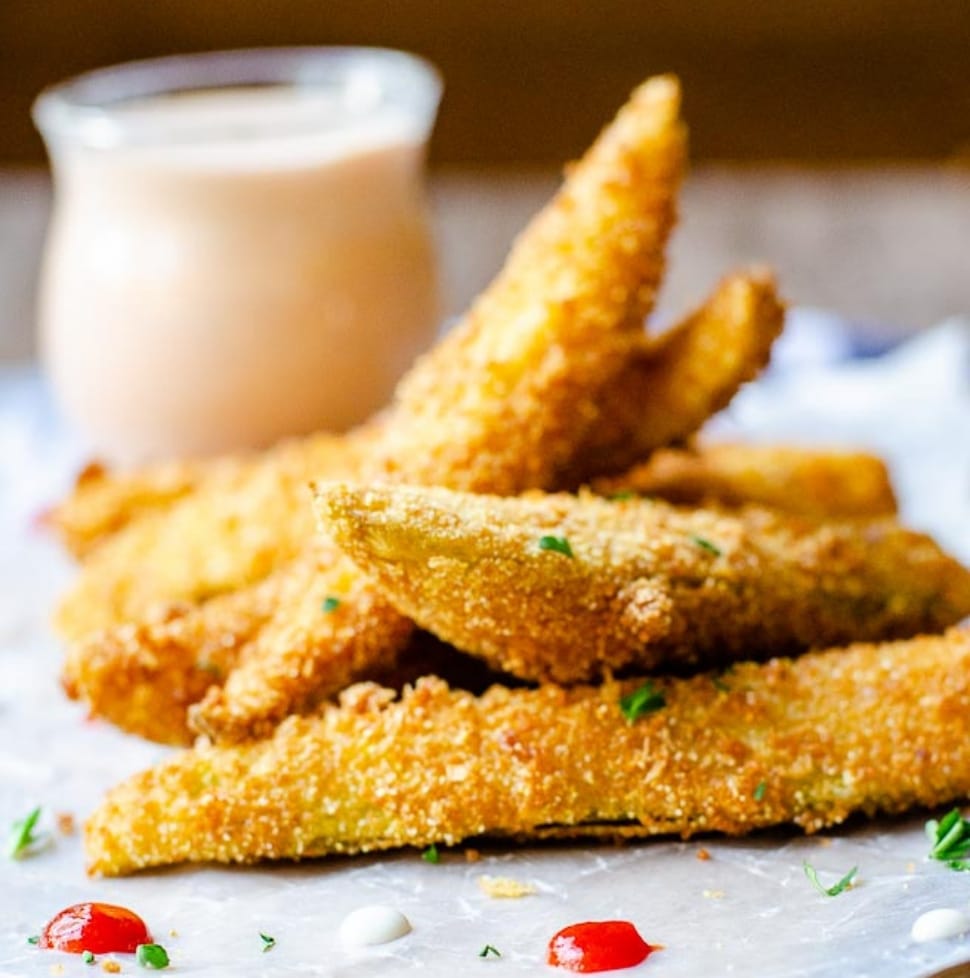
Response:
[[1, 317, 970, 978]]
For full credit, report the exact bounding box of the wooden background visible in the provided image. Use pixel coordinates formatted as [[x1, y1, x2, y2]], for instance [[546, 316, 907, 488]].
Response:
[[2, 0, 969, 165]]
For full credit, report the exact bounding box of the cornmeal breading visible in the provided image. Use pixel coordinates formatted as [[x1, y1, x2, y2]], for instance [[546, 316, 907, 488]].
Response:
[[594, 442, 897, 518], [559, 270, 783, 484], [315, 483, 970, 683], [85, 628, 970, 876], [55, 430, 377, 641]]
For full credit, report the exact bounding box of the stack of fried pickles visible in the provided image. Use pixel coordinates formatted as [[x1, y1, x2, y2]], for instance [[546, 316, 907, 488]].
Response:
[[49, 77, 970, 876]]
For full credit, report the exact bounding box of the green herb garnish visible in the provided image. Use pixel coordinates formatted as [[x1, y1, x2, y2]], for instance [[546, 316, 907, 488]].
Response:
[[803, 861, 857, 896], [136, 943, 170, 969], [690, 534, 722, 556], [82, 950, 96, 964], [321, 596, 341, 613], [422, 843, 440, 864], [619, 681, 666, 722], [538, 535, 574, 558], [479, 944, 502, 958], [753, 780, 767, 802], [26, 936, 39, 945], [926, 808, 970, 870], [6, 806, 41, 859], [259, 932, 276, 952], [608, 491, 635, 502], [711, 675, 730, 693]]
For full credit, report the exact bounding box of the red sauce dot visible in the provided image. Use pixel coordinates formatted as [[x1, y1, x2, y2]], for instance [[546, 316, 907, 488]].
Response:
[[547, 920, 655, 973], [39, 902, 152, 954]]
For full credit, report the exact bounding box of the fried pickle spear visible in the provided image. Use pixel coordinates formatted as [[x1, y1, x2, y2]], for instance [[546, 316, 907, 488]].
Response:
[[59, 76, 702, 743], [51, 458, 203, 560], [594, 442, 897, 518], [85, 627, 970, 875], [55, 428, 381, 641], [315, 483, 970, 683]]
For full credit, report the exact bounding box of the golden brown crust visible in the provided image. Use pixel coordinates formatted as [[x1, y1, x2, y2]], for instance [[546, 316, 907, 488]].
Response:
[[315, 482, 970, 683], [85, 628, 970, 876], [366, 75, 687, 494], [556, 269, 785, 485], [50, 458, 202, 560], [54, 430, 377, 642], [595, 442, 898, 517]]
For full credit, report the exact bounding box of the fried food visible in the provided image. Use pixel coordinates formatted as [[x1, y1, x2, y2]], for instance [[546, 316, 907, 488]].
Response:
[[55, 428, 379, 642], [558, 269, 784, 484], [315, 482, 970, 683], [50, 458, 202, 560], [62, 76, 707, 744], [85, 627, 970, 876], [594, 442, 897, 517]]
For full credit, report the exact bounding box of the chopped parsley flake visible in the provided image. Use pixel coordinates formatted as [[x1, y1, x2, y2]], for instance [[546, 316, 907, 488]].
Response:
[[753, 781, 767, 802], [608, 491, 635, 502], [619, 681, 666, 722], [27, 936, 39, 945], [711, 675, 730, 693], [690, 534, 722, 556], [82, 950, 95, 964], [479, 944, 502, 958], [136, 943, 170, 969], [803, 861, 857, 896], [538, 535, 573, 558], [422, 843, 440, 864], [926, 808, 970, 870], [6, 806, 41, 859], [259, 932, 276, 952], [321, 596, 341, 613]]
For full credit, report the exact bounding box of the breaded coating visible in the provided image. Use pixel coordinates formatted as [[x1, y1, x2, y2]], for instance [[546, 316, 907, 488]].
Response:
[[50, 458, 202, 559], [315, 483, 970, 683], [366, 75, 686, 494], [595, 442, 897, 518], [55, 429, 377, 642], [557, 269, 784, 484], [120, 75, 689, 744], [85, 628, 970, 876]]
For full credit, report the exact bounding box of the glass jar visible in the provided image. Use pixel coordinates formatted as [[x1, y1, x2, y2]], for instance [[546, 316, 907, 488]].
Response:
[[34, 48, 441, 460]]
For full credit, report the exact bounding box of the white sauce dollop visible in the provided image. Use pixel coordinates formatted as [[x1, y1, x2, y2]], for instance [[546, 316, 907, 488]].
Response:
[[339, 905, 412, 947], [911, 907, 970, 943]]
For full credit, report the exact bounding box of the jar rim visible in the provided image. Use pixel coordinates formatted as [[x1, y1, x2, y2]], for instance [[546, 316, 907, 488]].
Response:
[[33, 46, 442, 150]]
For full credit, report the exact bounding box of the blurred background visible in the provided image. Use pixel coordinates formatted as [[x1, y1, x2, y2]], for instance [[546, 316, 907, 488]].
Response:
[[2, 0, 969, 359]]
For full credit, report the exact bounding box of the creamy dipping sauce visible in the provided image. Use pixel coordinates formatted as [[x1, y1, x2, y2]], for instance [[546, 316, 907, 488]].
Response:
[[911, 907, 970, 943], [339, 905, 412, 947], [36, 51, 440, 460]]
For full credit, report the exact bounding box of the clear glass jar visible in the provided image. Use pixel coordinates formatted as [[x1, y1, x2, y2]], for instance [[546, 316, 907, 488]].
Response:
[[34, 48, 441, 460]]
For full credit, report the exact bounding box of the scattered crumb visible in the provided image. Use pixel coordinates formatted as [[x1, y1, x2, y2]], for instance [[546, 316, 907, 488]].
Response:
[[465, 848, 481, 863], [50, 966, 64, 976], [102, 961, 121, 974], [696, 847, 711, 861], [169, 929, 179, 938], [817, 837, 832, 847], [478, 875, 536, 899], [55, 812, 76, 836], [906, 861, 916, 874], [702, 889, 725, 900]]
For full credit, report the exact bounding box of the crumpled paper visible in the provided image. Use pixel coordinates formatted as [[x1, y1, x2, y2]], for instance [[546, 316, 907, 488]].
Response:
[[1, 316, 968, 978]]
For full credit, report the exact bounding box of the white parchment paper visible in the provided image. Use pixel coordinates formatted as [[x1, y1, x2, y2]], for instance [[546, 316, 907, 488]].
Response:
[[1, 316, 969, 978]]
